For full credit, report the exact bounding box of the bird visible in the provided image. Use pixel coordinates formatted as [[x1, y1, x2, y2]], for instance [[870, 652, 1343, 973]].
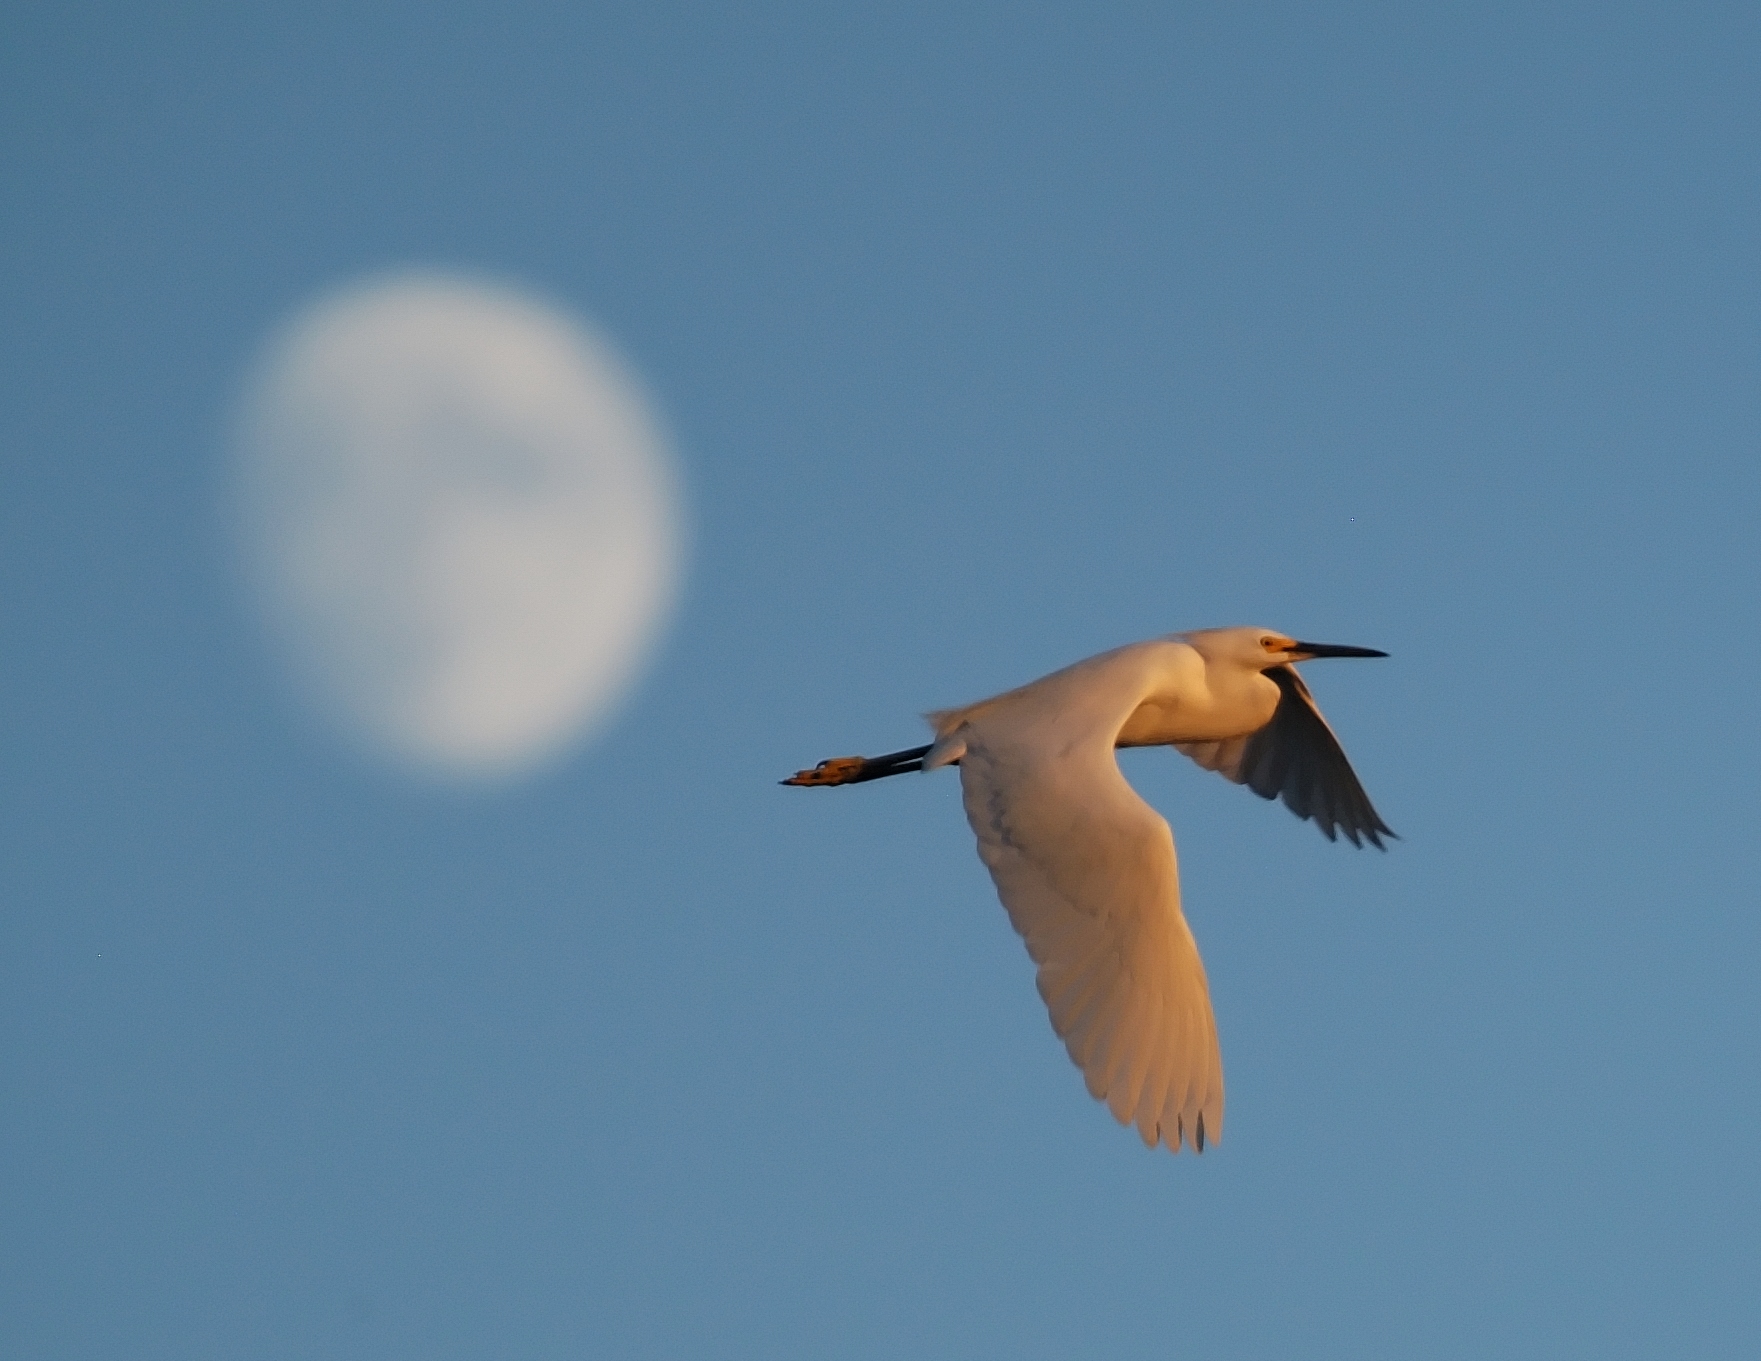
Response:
[[782, 627, 1393, 1155]]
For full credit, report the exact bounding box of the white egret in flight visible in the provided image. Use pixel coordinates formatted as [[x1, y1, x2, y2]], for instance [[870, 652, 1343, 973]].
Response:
[[784, 627, 1393, 1154]]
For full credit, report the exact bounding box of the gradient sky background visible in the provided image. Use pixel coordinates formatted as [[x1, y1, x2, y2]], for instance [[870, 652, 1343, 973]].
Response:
[[5, 4, 1760, 1358]]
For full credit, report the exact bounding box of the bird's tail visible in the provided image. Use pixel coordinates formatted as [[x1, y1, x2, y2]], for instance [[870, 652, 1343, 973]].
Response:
[[920, 712, 971, 771]]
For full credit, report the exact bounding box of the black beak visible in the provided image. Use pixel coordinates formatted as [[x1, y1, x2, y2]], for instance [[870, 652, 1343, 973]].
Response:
[[1291, 641, 1388, 659]]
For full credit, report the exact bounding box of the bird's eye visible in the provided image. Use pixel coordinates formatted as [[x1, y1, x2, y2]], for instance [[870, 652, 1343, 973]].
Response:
[[1261, 637, 1281, 651]]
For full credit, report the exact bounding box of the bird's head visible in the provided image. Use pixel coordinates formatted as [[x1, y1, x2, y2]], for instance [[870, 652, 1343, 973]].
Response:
[[1185, 626, 1389, 671]]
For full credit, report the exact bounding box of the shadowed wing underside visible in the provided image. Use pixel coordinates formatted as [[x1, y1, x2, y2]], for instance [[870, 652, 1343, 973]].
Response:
[[1175, 664, 1395, 848], [952, 708, 1224, 1154]]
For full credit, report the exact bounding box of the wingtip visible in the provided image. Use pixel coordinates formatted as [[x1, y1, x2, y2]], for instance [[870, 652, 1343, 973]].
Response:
[[1365, 822, 1399, 851]]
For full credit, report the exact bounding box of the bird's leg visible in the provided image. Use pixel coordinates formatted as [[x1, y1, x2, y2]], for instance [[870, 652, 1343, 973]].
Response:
[[780, 744, 935, 786]]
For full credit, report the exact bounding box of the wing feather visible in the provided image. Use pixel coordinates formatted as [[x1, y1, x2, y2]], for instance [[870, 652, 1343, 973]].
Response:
[[1133, 1035, 1175, 1146], [1112, 982, 1161, 1127], [1046, 957, 1115, 1050], [952, 699, 1224, 1154], [1178, 665, 1395, 848]]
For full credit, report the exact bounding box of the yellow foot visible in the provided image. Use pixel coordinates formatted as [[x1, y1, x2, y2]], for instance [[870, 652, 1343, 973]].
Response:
[[781, 756, 867, 786]]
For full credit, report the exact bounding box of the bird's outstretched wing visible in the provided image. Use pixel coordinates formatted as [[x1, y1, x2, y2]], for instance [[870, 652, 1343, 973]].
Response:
[[950, 708, 1223, 1153], [1176, 664, 1394, 848]]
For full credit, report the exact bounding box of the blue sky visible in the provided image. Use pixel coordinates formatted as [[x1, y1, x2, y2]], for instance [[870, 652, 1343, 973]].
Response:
[[5, 3, 1760, 1357]]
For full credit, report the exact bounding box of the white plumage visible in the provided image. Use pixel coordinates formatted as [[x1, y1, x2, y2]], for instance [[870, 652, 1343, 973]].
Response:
[[785, 627, 1392, 1154]]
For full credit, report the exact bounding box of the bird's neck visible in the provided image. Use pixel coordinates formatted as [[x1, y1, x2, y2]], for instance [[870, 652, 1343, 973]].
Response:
[[1116, 663, 1281, 746]]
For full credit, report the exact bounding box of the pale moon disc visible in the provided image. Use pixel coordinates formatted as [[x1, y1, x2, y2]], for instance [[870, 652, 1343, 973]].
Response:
[[232, 272, 684, 778]]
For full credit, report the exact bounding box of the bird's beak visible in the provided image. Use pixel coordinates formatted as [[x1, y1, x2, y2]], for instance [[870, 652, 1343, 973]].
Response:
[[1290, 641, 1388, 660]]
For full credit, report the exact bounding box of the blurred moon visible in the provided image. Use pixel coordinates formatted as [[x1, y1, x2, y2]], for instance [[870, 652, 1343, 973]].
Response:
[[232, 272, 684, 779]]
